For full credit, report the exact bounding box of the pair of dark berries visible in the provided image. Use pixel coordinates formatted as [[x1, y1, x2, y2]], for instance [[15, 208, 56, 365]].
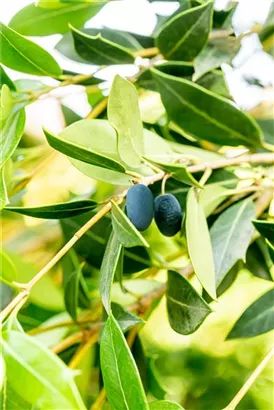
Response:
[[126, 184, 182, 237]]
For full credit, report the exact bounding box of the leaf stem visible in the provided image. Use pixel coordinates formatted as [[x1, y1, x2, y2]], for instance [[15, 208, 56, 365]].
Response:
[[222, 345, 274, 410], [86, 97, 108, 119]]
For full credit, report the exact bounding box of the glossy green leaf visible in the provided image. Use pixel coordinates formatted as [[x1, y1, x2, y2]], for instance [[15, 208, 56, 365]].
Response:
[[167, 270, 211, 335], [5, 199, 97, 219], [100, 231, 122, 314], [252, 220, 274, 245], [156, 1, 213, 61], [0, 108, 25, 168], [100, 313, 149, 410], [63, 251, 90, 321], [152, 68, 262, 147], [9, 2, 103, 36], [44, 128, 126, 173], [0, 65, 15, 90], [108, 75, 144, 168], [144, 157, 202, 188], [104, 302, 144, 332], [1, 84, 13, 121], [137, 61, 194, 91], [193, 37, 238, 81], [71, 26, 134, 65], [196, 70, 230, 98], [186, 188, 216, 299], [227, 288, 274, 339], [59, 119, 132, 186], [111, 201, 149, 248], [0, 250, 17, 282], [149, 400, 185, 410], [0, 22, 61, 77], [0, 168, 9, 210], [246, 241, 273, 282], [2, 330, 86, 409], [211, 199, 255, 286]]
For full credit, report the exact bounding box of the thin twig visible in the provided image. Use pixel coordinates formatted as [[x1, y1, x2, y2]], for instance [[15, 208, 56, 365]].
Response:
[[222, 345, 274, 410], [86, 98, 108, 119], [69, 333, 98, 369]]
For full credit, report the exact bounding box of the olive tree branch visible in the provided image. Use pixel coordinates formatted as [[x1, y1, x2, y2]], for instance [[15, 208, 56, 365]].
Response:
[[222, 345, 274, 410], [1, 153, 273, 324]]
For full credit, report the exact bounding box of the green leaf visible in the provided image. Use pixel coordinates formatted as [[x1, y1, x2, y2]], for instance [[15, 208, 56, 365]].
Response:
[[0, 167, 9, 210], [0, 108, 25, 168], [0, 65, 15, 90], [100, 231, 122, 314], [144, 157, 202, 188], [104, 302, 144, 332], [5, 199, 97, 219], [70, 25, 134, 65], [151, 68, 262, 147], [44, 128, 126, 173], [137, 61, 194, 91], [2, 330, 87, 409], [1, 250, 17, 282], [0, 22, 62, 77], [227, 288, 274, 339], [199, 183, 227, 217], [167, 270, 211, 335], [9, 2, 103, 36], [63, 251, 90, 321], [156, 1, 213, 61], [1, 84, 13, 121], [59, 119, 132, 186], [108, 75, 144, 168], [256, 118, 274, 145], [252, 220, 274, 245], [186, 188, 216, 299], [147, 357, 167, 400], [0, 379, 33, 410], [100, 313, 149, 410], [211, 199, 255, 286], [246, 241, 273, 282], [111, 201, 150, 248], [196, 70, 230, 99], [193, 37, 238, 81], [267, 240, 274, 263], [149, 400, 185, 410]]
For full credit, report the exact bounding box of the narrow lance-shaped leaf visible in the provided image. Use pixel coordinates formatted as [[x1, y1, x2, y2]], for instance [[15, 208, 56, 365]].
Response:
[[100, 231, 122, 314], [44, 128, 126, 173], [144, 157, 202, 188], [9, 2, 103, 36], [152, 68, 262, 147], [111, 201, 149, 248], [58, 119, 132, 186], [156, 1, 214, 61], [2, 330, 87, 409], [167, 270, 211, 335], [252, 220, 274, 245], [108, 75, 144, 168], [0, 108, 26, 168], [5, 199, 97, 219], [186, 188, 216, 299], [227, 288, 274, 339], [0, 22, 62, 77], [211, 199, 255, 286], [100, 313, 149, 410], [70, 26, 134, 65]]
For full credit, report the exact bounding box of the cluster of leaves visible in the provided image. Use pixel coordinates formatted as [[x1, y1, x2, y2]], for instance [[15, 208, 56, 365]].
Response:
[[1, 1, 274, 409]]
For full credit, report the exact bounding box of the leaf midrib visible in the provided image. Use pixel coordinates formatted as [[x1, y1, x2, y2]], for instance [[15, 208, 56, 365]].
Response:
[[1, 28, 53, 76], [166, 4, 210, 58], [167, 295, 210, 313], [155, 73, 256, 145]]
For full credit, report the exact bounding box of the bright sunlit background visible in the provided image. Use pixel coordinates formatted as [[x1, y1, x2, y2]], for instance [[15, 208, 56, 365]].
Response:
[[1, 0, 274, 116]]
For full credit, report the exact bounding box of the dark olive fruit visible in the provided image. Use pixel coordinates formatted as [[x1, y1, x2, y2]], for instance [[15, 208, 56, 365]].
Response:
[[126, 184, 154, 231], [154, 194, 182, 237]]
